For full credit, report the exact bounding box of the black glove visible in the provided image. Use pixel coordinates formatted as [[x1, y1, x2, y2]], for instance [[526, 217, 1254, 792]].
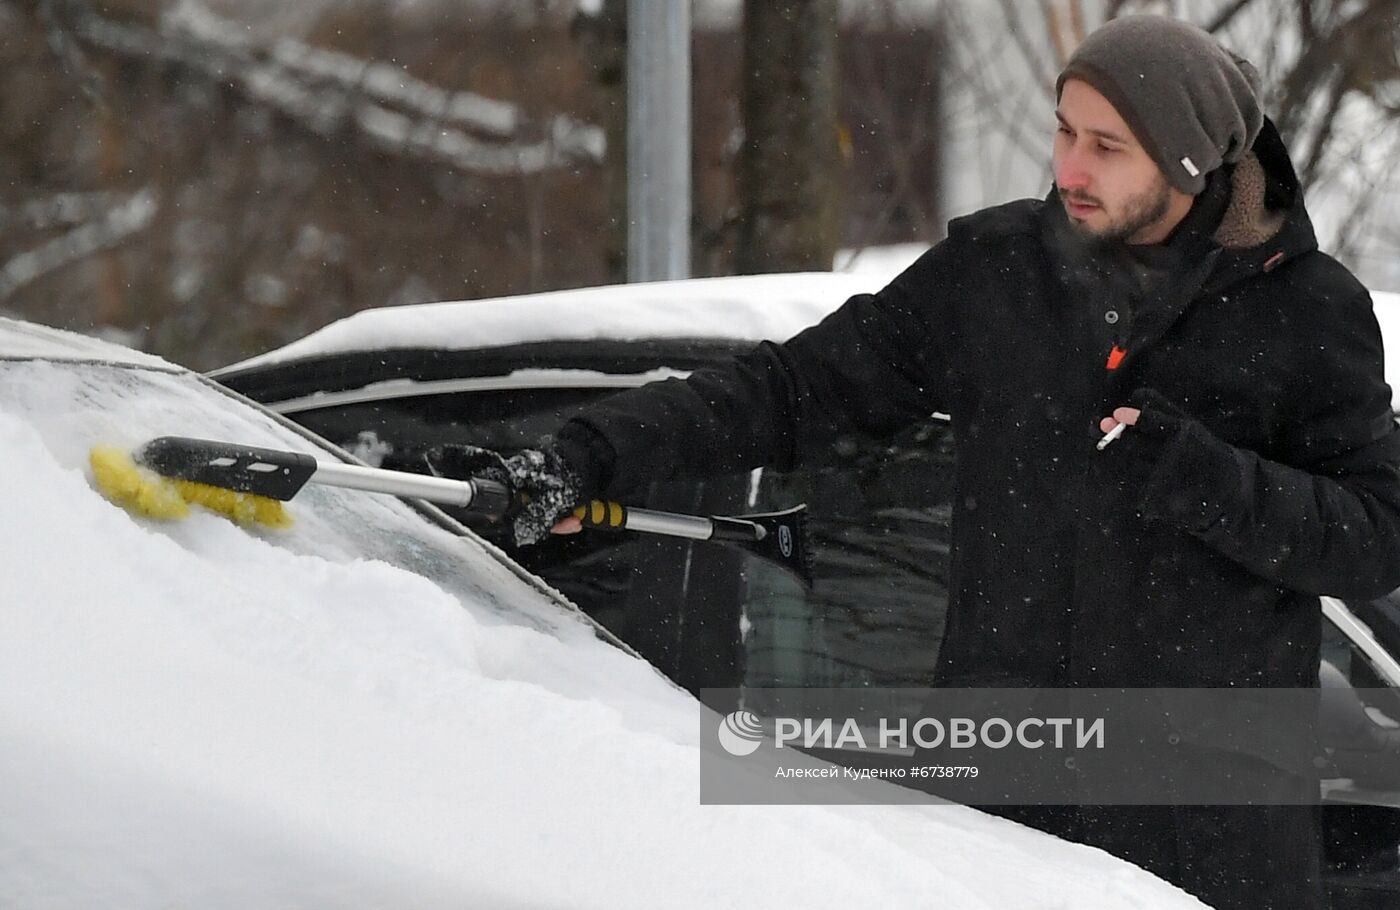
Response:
[[425, 444, 584, 547], [1105, 386, 1197, 475], [1125, 387, 1192, 440], [1116, 387, 1233, 528]]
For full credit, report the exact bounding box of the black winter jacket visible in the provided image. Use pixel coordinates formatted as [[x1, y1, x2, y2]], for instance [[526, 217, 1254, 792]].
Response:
[[559, 119, 1400, 702]]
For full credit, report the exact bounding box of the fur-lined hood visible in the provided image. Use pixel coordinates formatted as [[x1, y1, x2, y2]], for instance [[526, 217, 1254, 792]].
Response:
[[1213, 149, 1287, 249], [1204, 115, 1319, 292]]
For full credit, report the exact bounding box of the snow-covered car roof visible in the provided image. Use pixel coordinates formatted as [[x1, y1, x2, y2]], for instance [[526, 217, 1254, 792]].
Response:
[[220, 278, 1400, 412], [218, 272, 889, 372], [0, 318, 1205, 908], [0, 315, 175, 369]]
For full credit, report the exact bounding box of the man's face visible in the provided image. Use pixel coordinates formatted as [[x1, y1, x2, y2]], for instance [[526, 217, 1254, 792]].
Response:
[[1053, 79, 1182, 245]]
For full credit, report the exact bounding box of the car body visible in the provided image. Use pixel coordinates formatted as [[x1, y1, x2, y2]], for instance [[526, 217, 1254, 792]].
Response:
[[213, 275, 1400, 906], [1, 314, 1228, 907]]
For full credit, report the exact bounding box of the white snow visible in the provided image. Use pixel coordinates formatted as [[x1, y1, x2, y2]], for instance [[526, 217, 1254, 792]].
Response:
[[220, 272, 899, 372], [271, 367, 691, 416], [0, 315, 173, 368], [0, 323, 1206, 907], [1372, 292, 1400, 409], [835, 241, 927, 277]]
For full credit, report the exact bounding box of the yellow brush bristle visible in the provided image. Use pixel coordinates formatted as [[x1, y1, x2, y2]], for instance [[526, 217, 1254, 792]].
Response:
[[172, 479, 294, 529], [90, 446, 191, 520], [89, 446, 293, 528]]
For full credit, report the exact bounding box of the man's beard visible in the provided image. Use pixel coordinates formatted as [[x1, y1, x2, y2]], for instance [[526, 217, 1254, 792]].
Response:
[[1060, 176, 1172, 245]]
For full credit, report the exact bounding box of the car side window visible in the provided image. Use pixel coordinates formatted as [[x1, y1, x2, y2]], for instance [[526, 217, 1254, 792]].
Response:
[[742, 419, 956, 698], [292, 388, 609, 463]]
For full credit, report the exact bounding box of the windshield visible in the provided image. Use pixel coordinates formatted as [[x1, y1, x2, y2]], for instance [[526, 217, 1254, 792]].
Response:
[[0, 357, 625, 648]]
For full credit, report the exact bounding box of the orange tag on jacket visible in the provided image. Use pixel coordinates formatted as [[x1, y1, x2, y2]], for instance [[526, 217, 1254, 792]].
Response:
[[1106, 346, 1126, 370]]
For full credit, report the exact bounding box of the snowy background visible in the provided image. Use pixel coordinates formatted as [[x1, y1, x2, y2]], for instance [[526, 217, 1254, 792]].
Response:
[[3, 0, 1394, 369]]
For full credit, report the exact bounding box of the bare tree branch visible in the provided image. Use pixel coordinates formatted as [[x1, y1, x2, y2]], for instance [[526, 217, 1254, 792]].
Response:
[[64, 0, 604, 176], [1068, 0, 1088, 43], [0, 190, 157, 301], [941, 1, 1053, 163], [996, 0, 1059, 97], [1297, 70, 1349, 188], [1332, 159, 1393, 266], [844, 38, 942, 244], [1104, 0, 1135, 19], [1296, 0, 1317, 43], [1204, 0, 1258, 34], [36, 0, 109, 112], [1273, 0, 1400, 142], [0, 191, 124, 231], [1043, 1, 1072, 69]]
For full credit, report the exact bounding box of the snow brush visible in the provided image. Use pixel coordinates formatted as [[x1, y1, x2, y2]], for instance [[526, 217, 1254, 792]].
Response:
[[90, 445, 296, 528], [91, 437, 814, 585]]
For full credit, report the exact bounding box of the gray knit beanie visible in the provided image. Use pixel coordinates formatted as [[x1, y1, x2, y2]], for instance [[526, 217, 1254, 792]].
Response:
[[1056, 15, 1263, 194]]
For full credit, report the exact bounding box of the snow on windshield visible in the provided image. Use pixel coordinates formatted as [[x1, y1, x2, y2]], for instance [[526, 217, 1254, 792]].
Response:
[[0, 356, 1204, 908]]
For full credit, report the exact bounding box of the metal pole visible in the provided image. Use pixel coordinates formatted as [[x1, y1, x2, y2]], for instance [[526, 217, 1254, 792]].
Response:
[[626, 0, 690, 282]]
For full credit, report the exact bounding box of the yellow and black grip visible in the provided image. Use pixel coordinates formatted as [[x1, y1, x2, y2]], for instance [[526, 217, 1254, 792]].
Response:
[[570, 500, 744, 543], [564, 500, 811, 587], [573, 500, 629, 529]]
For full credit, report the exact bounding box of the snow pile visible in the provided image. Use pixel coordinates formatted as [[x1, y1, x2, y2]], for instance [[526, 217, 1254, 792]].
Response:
[[0, 316, 172, 367], [0, 339, 1205, 907], [221, 272, 892, 371]]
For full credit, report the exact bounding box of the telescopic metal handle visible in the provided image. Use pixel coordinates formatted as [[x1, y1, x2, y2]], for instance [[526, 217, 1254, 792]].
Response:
[[312, 462, 510, 515], [139, 436, 511, 516]]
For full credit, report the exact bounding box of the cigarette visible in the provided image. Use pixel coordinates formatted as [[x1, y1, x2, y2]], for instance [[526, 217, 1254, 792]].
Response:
[[1096, 422, 1127, 451]]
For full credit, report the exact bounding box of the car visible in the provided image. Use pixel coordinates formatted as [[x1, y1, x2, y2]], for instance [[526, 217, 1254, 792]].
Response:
[[212, 274, 1400, 907], [0, 314, 1218, 907]]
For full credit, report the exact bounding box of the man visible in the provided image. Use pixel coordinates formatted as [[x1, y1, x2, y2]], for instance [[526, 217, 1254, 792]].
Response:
[[441, 15, 1400, 909]]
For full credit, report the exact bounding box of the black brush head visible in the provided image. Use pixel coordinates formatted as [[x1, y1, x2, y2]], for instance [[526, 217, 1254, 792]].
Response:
[[738, 505, 815, 589], [137, 436, 318, 501]]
